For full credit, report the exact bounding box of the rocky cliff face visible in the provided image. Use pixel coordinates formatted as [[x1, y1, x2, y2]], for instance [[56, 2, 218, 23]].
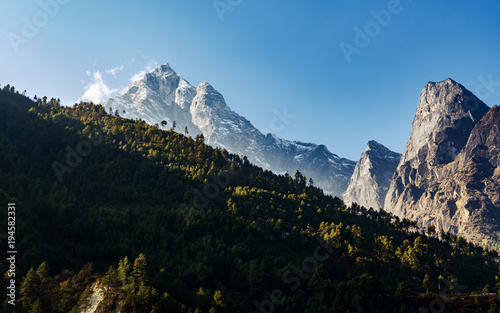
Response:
[[342, 141, 401, 209], [105, 64, 202, 137], [397, 78, 489, 168], [104, 64, 355, 196], [384, 78, 500, 248]]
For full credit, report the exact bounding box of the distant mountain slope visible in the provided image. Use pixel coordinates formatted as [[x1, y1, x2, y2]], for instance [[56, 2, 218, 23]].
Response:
[[2, 86, 500, 313], [384, 78, 500, 249], [104, 64, 355, 196], [343, 140, 401, 209]]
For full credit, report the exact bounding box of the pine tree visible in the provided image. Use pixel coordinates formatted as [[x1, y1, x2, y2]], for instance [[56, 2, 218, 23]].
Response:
[[395, 282, 407, 303], [57, 278, 74, 312], [423, 274, 430, 293], [103, 266, 120, 288], [36, 261, 50, 283], [132, 253, 148, 286], [427, 224, 436, 237], [20, 268, 41, 310], [30, 298, 43, 313], [118, 256, 132, 287], [213, 290, 227, 311]]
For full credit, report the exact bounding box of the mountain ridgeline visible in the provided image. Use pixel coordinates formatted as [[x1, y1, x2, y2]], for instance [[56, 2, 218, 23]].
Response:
[[384, 79, 500, 250], [97, 65, 500, 251], [341, 79, 500, 250], [343, 140, 401, 209], [104, 64, 356, 196], [1, 86, 500, 313]]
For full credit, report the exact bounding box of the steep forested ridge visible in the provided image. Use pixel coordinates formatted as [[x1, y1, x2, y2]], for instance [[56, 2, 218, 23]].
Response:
[[1, 86, 500, 313]]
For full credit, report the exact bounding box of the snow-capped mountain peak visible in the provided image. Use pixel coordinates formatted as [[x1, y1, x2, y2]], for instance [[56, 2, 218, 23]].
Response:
[[104, 63, 356, 196]]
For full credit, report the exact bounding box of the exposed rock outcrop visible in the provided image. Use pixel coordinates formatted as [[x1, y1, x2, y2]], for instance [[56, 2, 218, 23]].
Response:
[[384, 78, 500, 248], [343, 141, 401, 209]]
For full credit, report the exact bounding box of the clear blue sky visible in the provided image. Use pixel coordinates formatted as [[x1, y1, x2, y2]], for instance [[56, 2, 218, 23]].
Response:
[[1, 0, 499, 160]]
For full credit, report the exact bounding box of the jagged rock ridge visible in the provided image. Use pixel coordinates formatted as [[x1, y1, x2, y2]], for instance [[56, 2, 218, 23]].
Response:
[[104, 64, 355, 196], [384, 78, 500, 249], [343, 140, 401, 209]]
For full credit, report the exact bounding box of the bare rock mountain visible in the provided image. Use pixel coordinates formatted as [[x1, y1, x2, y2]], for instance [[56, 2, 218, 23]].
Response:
[[104, 64, 355, 196], [384, 78, 500, 248], [105, 64, 202, 137], [343, 140, 401, 209]]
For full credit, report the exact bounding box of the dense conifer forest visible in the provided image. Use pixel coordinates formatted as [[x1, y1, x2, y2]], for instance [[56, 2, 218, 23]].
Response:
[[1, 86, 500, 312]]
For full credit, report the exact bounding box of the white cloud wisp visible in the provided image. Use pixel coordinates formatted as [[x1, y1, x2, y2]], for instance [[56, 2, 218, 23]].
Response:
[[81, 71, 117, 104]]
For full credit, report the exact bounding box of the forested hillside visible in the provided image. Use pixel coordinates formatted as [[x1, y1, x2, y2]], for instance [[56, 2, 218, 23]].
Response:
[[1, 86, 500, 313]]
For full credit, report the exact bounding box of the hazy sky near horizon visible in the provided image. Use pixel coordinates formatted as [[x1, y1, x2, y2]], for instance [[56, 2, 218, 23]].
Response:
[[1, 0, 499, 160]]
